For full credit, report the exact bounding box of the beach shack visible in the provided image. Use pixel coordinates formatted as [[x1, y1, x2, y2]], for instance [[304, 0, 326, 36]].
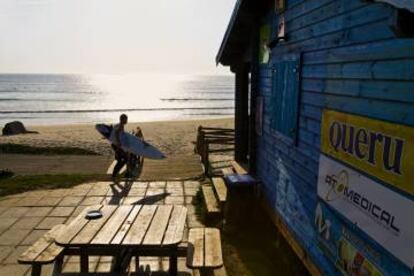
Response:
[[217, 0, 414, 275]]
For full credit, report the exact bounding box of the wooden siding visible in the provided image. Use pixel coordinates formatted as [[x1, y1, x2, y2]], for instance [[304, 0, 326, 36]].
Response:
[[255, 0, 414, 274]]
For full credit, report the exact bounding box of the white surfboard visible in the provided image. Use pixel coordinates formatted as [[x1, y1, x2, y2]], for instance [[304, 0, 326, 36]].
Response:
[[95, 124, 166, 160]]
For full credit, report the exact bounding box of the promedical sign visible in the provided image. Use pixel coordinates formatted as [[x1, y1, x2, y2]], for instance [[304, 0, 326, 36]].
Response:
[[317, 154, 414, 267], [321, 109, 414, 196]]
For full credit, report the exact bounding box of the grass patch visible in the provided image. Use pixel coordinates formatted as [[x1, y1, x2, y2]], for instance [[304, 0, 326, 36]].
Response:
[[0, 169, 14, 179], [0, 174, 104, 197], [0, 143, 99, 155]]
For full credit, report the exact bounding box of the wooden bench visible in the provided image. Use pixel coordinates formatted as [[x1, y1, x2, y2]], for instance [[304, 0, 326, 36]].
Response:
[[187, 228, 225, 276], [201, 185, 221, 214], [221, 161, 248, 176], [221, 167, 234, 176], [18, 224, 66, 276], [211, 177, 227, 204], [230, 161, 248, 175]]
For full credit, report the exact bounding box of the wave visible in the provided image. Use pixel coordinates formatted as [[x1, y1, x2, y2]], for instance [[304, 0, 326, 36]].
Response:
[[0, 98, 82, 102], [161, 98, 234, 101], [0, 106, 234, 114], [0, 98, 22, 101], [188, 112, 234, 116], [0, 90, 100, 94]]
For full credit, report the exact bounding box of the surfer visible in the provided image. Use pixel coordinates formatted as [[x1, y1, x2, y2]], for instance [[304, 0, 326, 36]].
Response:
[[111, 114, 129, 178]]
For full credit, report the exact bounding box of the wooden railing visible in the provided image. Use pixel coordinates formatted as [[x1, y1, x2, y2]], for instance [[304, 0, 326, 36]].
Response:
[[195, 126, 235, 175]]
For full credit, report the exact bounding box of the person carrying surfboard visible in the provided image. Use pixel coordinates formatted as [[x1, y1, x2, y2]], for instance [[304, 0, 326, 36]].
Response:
[[111, 114, 129, 178]]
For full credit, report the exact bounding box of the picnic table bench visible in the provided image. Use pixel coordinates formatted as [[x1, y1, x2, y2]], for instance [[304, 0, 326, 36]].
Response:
[[187, 228, 224, 276], [18, 224, 66, 276]]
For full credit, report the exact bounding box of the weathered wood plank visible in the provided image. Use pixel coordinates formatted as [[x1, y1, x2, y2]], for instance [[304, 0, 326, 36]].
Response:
[[163, 206, 187, 245], [230, 161, 247, 174], [55, 205, 100, 245], [36, 239, 64, 263], [192, 267, 228, 276], [122, 205, 157, 245], [187, 228, 204, 268], [212, 178, 227, 203], [201, 186, 220, 214], [303, 39, 414, 65], [91, 205, 134, 245], [302, 78, 414, 104], [111, 205, 142, 244], [204, 228, 223, 268], [221, 168, 234, 176], [142, 205, 173, 245], [70, 205, 117, 245], [212, 266, 228, 276], [18, 224, 66, 264]]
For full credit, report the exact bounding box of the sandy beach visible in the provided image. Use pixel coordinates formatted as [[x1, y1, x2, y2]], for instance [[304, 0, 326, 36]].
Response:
[[0, 118, 234, 156]]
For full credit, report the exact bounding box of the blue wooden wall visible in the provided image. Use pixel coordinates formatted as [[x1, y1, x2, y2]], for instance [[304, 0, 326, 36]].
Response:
[[255, 0, 414, 274]]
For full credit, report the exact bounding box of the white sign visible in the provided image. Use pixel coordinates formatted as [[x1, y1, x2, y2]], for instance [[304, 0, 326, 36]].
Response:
[[318, 154, 414, 267]]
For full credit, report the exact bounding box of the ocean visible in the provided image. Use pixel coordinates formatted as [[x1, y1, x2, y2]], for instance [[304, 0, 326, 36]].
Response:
[[0, 73, 234, 126]]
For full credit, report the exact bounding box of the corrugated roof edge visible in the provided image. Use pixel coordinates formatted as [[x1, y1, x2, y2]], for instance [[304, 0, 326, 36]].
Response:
[[215, 0, 244, 66], [375, 0, 414, 12]]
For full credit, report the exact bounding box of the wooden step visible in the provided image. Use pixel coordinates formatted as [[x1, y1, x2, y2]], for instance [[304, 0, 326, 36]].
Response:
[[221, 167, 234, 176], [201, 185, 220, 214], [230, 161, 248, 175], [212, 177, 227, 203], [193, 267, 227, 276]]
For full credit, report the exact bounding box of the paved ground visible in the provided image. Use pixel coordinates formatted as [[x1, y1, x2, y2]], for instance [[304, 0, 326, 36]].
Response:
[[0, 180, 205, 275]]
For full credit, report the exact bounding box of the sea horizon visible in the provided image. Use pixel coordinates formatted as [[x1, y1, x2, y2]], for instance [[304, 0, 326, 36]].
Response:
[[0, 72, 235, 126]]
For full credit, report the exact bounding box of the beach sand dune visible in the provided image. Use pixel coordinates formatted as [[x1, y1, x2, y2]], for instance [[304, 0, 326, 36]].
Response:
[[0, 118, 234, 156]]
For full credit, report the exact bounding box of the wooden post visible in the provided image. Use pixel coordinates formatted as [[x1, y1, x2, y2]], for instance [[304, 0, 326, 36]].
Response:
[[52, 255, 64, 276], [249, 21, 260, 175], [80, 248, 89, 276], [234, 63, 249, 162], [204, 141, 209, 176], [169, 247, 178, 276], [135, 255, 140, 274], [31, 264, 41, 276]]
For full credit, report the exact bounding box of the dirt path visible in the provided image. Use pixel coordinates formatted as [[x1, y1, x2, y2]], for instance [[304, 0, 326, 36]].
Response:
[[1, 154, 113, 175]]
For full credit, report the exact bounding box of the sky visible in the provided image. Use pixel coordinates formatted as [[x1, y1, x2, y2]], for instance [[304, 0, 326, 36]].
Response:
[[0, 0, 235, 74]]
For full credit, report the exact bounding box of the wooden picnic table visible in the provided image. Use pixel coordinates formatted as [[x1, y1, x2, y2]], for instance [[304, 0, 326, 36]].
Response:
[[55, 204, 187, 276]]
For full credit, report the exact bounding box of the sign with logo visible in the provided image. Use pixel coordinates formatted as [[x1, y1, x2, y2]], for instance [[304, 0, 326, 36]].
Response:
[[314, 201, 413, 275], [321, 109, 414, 196], [259, 25, 270, 64], [337, 237, 383, 276], [314, 201, 386, 275], [318, 154, 414, 267]]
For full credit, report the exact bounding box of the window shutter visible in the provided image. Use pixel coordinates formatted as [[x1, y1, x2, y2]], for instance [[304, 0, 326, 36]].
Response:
[[270, 55, 301, 144]]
